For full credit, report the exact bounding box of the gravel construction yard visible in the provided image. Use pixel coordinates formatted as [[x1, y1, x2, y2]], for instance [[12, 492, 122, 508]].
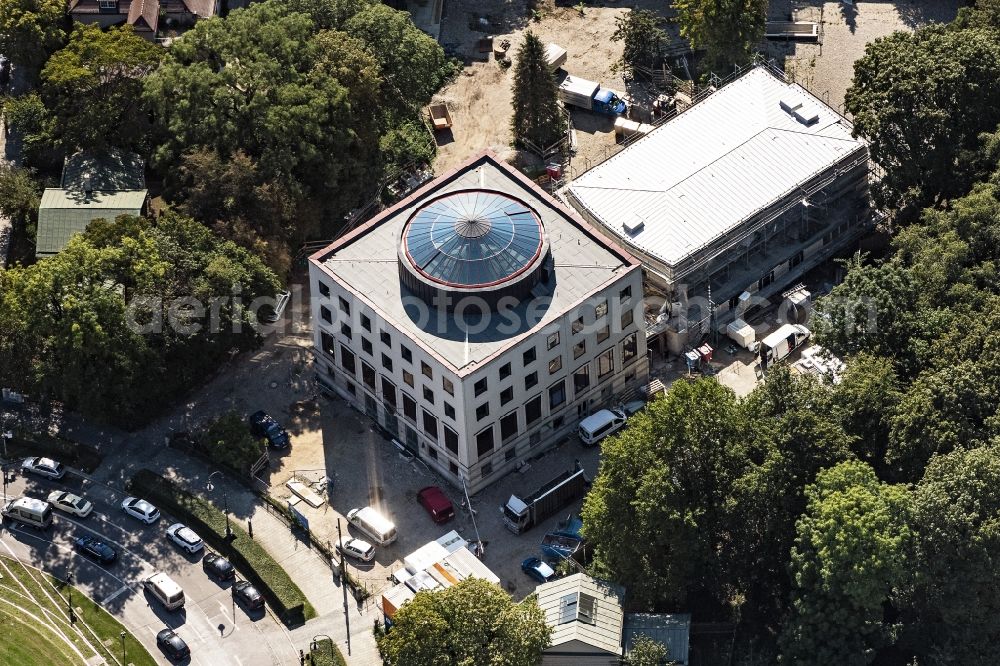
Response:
[[431, 0, 961, 178]]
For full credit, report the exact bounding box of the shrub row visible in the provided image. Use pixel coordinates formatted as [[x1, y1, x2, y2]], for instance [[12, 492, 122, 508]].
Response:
[[128, 469, 316, 626], [309, 638, 347, 666], [8, 429, 102, 473]]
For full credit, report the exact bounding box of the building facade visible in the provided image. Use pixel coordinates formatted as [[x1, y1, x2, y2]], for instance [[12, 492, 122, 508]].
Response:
[[309, 152, 647, 493]]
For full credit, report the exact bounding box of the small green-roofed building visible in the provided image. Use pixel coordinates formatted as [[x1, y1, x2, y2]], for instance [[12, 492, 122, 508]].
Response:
[[36, 149, 148, 259]]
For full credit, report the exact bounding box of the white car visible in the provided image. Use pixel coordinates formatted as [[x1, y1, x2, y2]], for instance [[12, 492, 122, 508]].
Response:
[[336, 537, 375, 562], [120, 496, 160, 524], [22, 457, 66, 480], [47, 491, 93, 518], [167, 523, 204, 554]]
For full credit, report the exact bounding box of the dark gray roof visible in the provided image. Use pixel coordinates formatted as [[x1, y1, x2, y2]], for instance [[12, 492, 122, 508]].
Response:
[[623, 613, 692, 665], [62, 149, 146, 192]]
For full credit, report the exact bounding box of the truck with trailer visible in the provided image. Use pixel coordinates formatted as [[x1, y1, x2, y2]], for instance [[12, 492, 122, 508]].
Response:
[[558, 74, 628, 116], [759, 324, 810, 370], [502, 466, 589, 534]]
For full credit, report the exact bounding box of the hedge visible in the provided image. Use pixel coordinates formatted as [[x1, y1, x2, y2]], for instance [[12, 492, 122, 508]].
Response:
[[8, 429, 102, 473], [309, 638, 347, 666], [128, 469, 316, 626]]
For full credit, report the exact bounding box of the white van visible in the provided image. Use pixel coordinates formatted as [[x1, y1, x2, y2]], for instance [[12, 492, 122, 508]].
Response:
[[144, 572, 185, 611], [578, 408, 627, 447], [759, 324, 811, 370], [2, 497, 53, 529], [346, 507, 397, 546]]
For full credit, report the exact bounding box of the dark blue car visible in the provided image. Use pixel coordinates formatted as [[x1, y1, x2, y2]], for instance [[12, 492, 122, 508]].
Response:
[[521, 557, 556, 584], [249, 410, 290, 449], [74, 535, 117, 564]]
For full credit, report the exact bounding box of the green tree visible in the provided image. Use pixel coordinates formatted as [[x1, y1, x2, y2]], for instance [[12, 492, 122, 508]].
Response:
[[611, 9, 667, 74], [904, 444, 1000, 664], [375, 577, 551, 666], [510, 32, 566, 150], [779, 460, 911, 665], [0, 0, 66, 73], [830, 353, 901, 477], [845, 25, 1000, 214], [2, 92, 60, 170], [40, 24, 162, 153], [0, 163, 41, 242], [625, 634, 672, 666], [203, 411, 265, 473], [582, 378, 747, 609], [673, 0, 768, 71]]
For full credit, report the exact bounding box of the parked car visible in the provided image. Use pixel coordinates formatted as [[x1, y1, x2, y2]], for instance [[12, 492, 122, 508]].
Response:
[[121, 496, 160, 524], [336, 537, 375, 562], [47, 491, 93, 518], [167, 523, 204, 554], [521, 557, 556, 584], [416, 486, 455, 523], [21, 457, 65, 480], [202, 552, 235, 581], [249, 410, 290, 449], [74, 535, 117, 564], [156, 628, 190, 660], [233, 580, 264, 609]]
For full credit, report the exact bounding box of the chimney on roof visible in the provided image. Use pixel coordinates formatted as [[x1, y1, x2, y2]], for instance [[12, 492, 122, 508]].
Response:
[[83, 175, 93, 196]]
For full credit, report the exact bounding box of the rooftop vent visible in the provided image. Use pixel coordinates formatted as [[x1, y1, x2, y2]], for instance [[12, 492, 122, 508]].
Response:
[[779, 97, 802, 114], [623, 217, 645, 235], [794, 104, 819, 125]]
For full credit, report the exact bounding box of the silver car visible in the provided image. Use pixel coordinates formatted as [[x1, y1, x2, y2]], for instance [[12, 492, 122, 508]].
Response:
[[336, 537, 375, 562], [167, 523, 204, 554], [47, 491, 93, 518], [22, 457, 66, 480], [121, 496, 160, 524]]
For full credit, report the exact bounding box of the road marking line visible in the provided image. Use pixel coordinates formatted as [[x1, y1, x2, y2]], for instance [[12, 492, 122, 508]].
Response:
[[101, 584, 131, 606]]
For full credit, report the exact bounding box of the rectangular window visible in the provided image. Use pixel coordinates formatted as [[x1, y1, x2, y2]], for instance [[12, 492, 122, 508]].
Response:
[[320, 306, 332, 324], [361, 313, 371, 332], [423, 386, 435, 404], [474, 377, 488, 397], [423, 410, 438, 441], [476, 427, 494, 458], [449, 461, 459, 475], [500, 411, 518, 441], [444, 402, 455, 419], [572, 316, 584, 335], [622, 333, 638, 364], [421, 361, 433, 380], [338, 296, 350, 314], [340, 345, 356, 375], [499, 363, 512, 380], [547, 331, 560, 350], [621, 308, 634, 330], [505, 447, 516, 461], [403, 393, 417, 421], [525, 371, 538, 390], [340, 323, 352, 340], [403, 370, 414, 388], [573, 364, 590, 394], [426, 446, 438, 460], [620, 285, 632, 304], [476, 402, 490, 420], [500, 386, 514, 405], [598, 348, 614, 378], [522, 347, 537, 366], [596, 324, 610, 343], [380, 330, 392, 347], [346, 382, 356, 396], [98, 0, 116, 9], [549, 380, 566, 410], [381, 377, 397, 408], [320, 331, 335, 356], [548, 356, 562, 374], [525, 395, 542, 425], [361, 337, 373, 355], [481, 462, 493, 478], [318, 282, 330, 297], [595, 299, 608, 319], [381, 353, 393, 372], [362, 362, 376, 391], [401, 345, 412, 363], [573, 339, 586, 359], [444, 426, 459, 454], [442, 377, 454, 396]]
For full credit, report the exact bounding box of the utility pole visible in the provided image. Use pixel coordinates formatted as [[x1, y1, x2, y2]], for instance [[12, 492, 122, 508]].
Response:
[[336, 519, 351, 655], [461, 477, 484, 557]]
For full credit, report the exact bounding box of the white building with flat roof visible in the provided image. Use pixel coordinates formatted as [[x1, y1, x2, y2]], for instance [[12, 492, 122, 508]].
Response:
[[309, 151, 647, 493], [564, 64, 872, 352]]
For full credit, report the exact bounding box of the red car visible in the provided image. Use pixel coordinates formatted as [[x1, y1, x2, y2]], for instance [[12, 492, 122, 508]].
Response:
[[417, 486, 455, 523]]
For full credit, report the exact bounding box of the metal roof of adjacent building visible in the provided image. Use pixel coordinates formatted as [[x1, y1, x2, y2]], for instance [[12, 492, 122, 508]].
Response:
[[623, 613, 692, 665], [61, 149, 146, 192], [313, 152, 638, 375], [565, 66, 867, 269], [36, 189, 147, 256], [535, 573, 625, 656]]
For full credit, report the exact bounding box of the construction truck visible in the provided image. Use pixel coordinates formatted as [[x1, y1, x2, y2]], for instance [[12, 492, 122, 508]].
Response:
[[759, 324, 810, 370], [502, 466, 589, 534], [558, 74, 628, 116]]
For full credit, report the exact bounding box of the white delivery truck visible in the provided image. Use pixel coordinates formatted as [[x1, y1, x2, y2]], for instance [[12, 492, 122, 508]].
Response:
[[759, 324, 810, 370]]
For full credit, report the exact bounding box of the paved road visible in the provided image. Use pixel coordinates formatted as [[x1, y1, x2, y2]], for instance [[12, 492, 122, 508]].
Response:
[[1, 469, 299, 666]]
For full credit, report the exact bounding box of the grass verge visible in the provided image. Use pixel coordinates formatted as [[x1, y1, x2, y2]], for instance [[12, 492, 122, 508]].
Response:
[[0, 555, 156, 666], [128, 469, 317, 626], [309, 637, 348, 666]]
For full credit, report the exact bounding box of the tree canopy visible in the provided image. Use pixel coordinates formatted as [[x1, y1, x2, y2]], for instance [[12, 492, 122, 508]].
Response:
[[0, 0, 66, 72], [375, 577, 550, 666], [611, 9, 667, 74], [510, 32, 567, 151], [673, 0, 768, 71]]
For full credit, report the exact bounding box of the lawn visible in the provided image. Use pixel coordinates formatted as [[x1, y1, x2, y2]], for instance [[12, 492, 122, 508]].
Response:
[[0, 556, 156, 666]]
